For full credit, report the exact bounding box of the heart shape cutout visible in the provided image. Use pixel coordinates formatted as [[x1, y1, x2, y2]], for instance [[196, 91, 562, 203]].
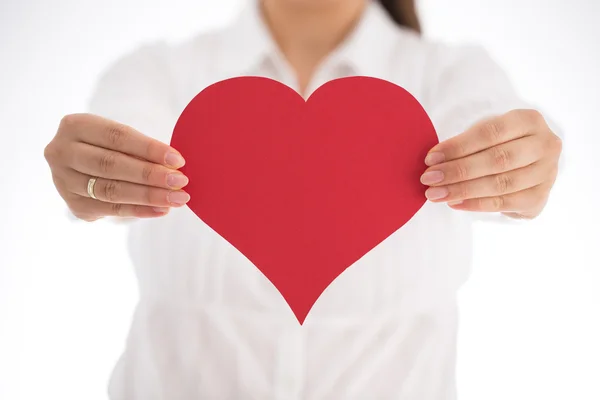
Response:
[[171, 76, 438, 324]]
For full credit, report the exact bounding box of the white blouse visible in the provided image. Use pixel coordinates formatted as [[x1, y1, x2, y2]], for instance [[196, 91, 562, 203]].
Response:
[[88, 1, 537, 399]]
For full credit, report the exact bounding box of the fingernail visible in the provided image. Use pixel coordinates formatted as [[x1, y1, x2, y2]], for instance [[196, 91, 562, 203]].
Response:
[[168, 191, 190, 206], [448, 200, 463, 206], [167, 173, 189, 188], [153, 207, 170, 213], [165, 152, 185, 168], [420, 170, 444, 185], [426, 187, 449, 200], [425, 152, 445, 166]]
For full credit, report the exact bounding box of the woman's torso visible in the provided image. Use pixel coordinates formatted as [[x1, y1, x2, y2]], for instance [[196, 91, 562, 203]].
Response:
[[94, 2, 493, 399]]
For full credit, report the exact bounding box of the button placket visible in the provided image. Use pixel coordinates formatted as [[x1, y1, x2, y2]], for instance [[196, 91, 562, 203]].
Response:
[[273, 327, 305, 400]]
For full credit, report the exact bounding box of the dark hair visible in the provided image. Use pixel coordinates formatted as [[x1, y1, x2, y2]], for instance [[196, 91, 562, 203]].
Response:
[[378, 0, 421, 33]]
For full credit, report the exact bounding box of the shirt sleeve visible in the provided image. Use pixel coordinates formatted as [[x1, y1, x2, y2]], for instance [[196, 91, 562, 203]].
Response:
[[87, 42, 179, 144], [424, 44, 565, 223]]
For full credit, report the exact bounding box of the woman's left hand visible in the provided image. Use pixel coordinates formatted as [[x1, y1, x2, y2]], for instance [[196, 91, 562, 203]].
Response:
[[420, 109, 563, 219]]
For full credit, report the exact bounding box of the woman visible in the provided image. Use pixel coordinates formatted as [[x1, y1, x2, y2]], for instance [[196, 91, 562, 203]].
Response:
[[44, 0, 563, 398]]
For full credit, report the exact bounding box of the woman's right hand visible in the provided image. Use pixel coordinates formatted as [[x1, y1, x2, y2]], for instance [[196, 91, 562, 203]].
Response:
[[44, 113, 190, 222]]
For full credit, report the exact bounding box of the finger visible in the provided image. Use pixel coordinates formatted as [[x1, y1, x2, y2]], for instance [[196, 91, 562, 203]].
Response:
[[69, 142, 189, 189], [425, 110, 544, 166], [68, 195, 171, 221], [421, 135, 544, 186], [446, 184, 550, 213], [61, 114, 185, 168], [424, 162, 548, 202], [60, 167, 190, 207]]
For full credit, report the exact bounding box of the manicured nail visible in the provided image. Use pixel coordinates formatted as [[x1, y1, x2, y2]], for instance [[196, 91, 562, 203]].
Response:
[[165, 152, 185, 168], [425, 152, 445, 166], [168, 191, 190, 206], [167, 173, 189, 188], [448, 200, 463, 206], [420, 170, 444, 185], [426, 187, 449, 200], [153, 207, 170, 213]]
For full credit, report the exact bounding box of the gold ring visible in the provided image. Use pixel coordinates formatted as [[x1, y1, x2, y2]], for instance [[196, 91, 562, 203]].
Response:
[[87, 177, 98, 200]]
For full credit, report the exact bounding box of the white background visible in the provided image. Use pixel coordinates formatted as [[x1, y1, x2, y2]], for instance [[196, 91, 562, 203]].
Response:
[[0, 0, 599, 399]]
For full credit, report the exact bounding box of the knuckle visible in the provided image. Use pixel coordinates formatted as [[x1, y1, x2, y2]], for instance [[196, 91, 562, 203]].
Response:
[[110, 202, 124, 217], [98, 151, 118, 173], [59, 113, 81, 131], [494, 173, 512, 193], [536, 195, 549, 211], [141, 164, 157, 183], [68, 197, 87, 215], [448, 139, 468, 159], [536, 182, 551, 197], [491, 146, 512, 169], [490, 196, 505, 211], [525, 193, 546, 215], [67, 194, 101, 222], [69, 208, 84, 220], [454, 162, 470, 181], [455, 183, 469, 199], [59, 113, 91, 137], [70, 210, 84, 220], [520, 109, 545, 126], [43, 143, 58, 163], [51, 173, 67, 193], [549, 134, 563, 154], [105, 124, 128, 148], [103, 180, 122, 202], [481, 120, 504, 142], [45, 140, 72, 165], [532, 197, 545, 211], [472, 198, 485, 211]]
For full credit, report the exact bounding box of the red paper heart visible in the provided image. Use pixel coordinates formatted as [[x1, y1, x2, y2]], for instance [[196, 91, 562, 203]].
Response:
[[171, 77, 438, 324]]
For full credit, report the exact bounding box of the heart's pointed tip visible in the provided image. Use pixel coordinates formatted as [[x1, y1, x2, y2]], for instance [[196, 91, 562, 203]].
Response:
[[294, 311, 309, 326], [288, 301, 315, 326]]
